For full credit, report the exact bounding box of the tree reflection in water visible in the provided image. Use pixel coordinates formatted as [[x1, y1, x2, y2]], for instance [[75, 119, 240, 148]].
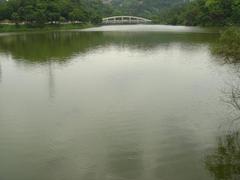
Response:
[[205, 132, 240, 180], [0, 60, 2, 83], [205, 64, 240, 180], [222, 70, 240, 125]]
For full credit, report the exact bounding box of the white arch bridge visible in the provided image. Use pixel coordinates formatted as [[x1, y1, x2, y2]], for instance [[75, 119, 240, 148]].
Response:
[[102, 16, 152, 25]]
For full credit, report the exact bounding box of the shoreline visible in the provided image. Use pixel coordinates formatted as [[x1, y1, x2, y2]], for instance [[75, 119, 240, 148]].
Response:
[[0, 23, 94, 33], [0, 23, 234, 33]]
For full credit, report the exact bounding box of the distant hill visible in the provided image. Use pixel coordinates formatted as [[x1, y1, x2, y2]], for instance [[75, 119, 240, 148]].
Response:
[[102, 0, 190, 17]]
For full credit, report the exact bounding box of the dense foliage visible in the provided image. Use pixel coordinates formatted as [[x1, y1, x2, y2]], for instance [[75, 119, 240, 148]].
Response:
[[0, 0, 240, 27], [0, 0, 106, 25], [102, 0, 189, 17], [213, 27, 240, 63], [103, 0, 240, 26], [156, 0, 240, 26]]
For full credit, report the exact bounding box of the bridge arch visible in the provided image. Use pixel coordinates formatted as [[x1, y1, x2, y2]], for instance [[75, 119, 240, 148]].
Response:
[[102, 16, 152, 25]]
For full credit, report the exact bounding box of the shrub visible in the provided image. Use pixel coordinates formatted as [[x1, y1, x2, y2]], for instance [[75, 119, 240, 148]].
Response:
[[213, 27, 240, 63]]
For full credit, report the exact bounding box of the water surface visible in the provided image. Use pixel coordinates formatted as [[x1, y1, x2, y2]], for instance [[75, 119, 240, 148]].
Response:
[[0, 25, 239, 180]]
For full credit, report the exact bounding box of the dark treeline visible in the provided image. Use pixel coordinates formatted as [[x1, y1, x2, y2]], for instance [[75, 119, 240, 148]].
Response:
[[0, 0, 108, 25], [0, 0, 240, 27], [102, 0, 189, 17], [156, 0, 240, 26], [101, 0, 240, 26]]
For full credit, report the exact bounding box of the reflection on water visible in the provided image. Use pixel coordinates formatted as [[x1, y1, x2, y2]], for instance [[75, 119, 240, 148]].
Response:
[[0, 31, 218, 64], [47, 62, 55, 99], [205, 131, 240, 180], [81, 25, 218, 33], [0, 25, 237, 180], [205, 63, 240, 180], [220, 65, 240, 127], [0, 60, 2, 83], [0, 32, 104, 62]]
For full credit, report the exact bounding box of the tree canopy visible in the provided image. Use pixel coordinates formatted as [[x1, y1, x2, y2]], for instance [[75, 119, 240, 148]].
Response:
[[0, 0, 105, 25], [103, 0, 189, 17], [156, 0, 240, 26], [0, 0, 240, 26]]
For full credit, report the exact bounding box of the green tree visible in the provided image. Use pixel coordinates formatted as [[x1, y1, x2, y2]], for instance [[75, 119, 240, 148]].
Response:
[[213, 27, 240, 63], [46, 1, 61, 23], [69, 8, 85, 22], [232, 0, 240, 25], [90, 15, 102, 24], [11, 12, 20, 24]]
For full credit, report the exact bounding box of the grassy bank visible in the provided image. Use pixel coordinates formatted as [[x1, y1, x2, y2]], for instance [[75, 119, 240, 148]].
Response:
[[0, 23, 94, 33]]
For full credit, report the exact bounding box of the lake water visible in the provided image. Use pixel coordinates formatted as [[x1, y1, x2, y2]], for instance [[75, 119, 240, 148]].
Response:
[[0, 25, 239, 180]]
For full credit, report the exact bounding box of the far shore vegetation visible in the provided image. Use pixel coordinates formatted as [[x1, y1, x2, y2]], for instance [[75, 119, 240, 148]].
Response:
[[0, 0, 104, 32], [148, 0, 240, 26], [0, 0, 240, 28]]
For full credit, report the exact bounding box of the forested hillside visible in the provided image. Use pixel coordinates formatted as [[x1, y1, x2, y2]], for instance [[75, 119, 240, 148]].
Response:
[[102, 0, 240, 26], [0, 0, 106, 25], [0, 0, 239, 27], [157, 0, 240, 26], [103, 0, 189, 17], [0, 0, 190, 25]]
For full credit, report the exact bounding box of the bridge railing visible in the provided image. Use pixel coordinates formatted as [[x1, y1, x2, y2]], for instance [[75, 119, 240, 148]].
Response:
[[102, 16, 152, 25]]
